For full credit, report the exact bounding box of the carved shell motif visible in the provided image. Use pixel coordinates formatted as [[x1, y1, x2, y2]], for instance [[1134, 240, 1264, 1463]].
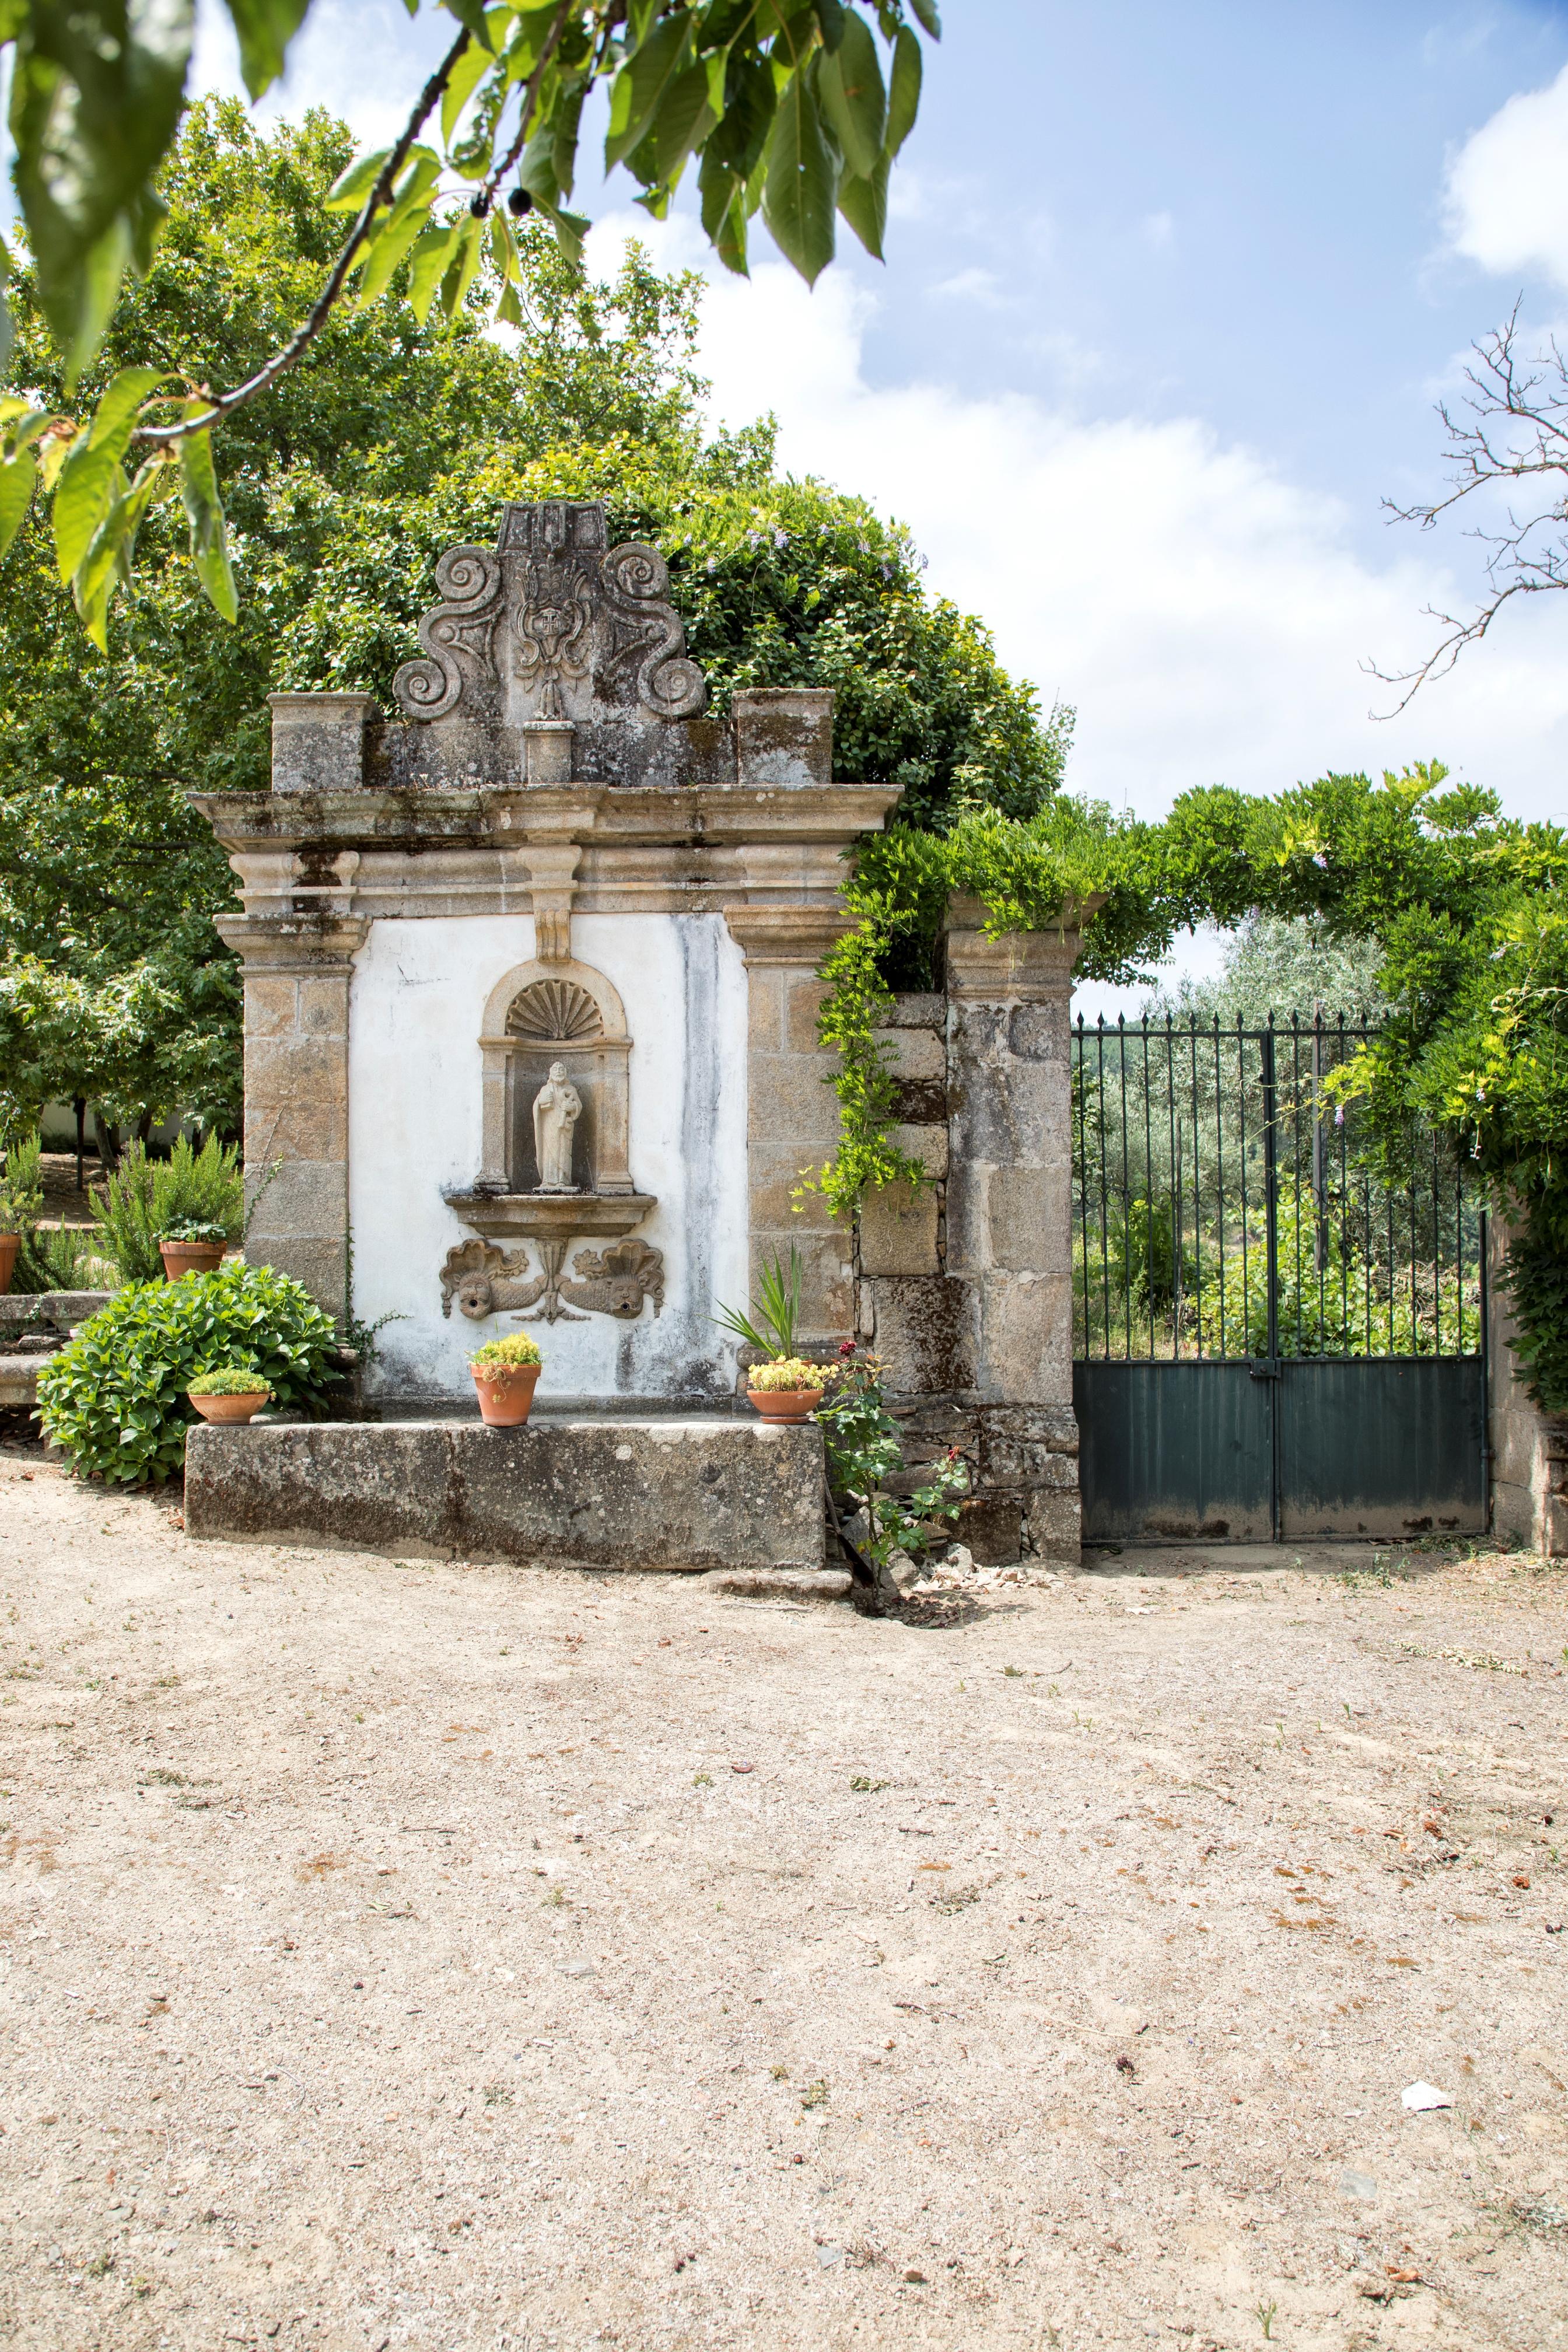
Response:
[[505, 980, 604, 1042]]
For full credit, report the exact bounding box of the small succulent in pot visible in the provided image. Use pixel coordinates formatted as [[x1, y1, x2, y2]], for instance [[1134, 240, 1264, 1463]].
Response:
[[469, 1331, 542, 1427], [186, 1366, 272, 1426]]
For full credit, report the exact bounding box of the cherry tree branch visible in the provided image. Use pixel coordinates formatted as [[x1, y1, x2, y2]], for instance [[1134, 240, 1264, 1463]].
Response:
[[132, 23, 474, 447]]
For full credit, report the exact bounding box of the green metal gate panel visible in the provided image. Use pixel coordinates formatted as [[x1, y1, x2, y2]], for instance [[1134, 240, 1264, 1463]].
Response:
[[1074, 1363, 1272, 1542], [1278, 1358, 1486, 1538], [1072, 1016, 1486, 1545]]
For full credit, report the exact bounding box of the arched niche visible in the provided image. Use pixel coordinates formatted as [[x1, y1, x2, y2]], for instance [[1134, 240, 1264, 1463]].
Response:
[[477, 957, 635, 1197]]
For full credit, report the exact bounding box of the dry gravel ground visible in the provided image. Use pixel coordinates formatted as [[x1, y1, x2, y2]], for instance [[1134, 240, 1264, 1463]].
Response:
[[1, 1451, 1566, 2352]]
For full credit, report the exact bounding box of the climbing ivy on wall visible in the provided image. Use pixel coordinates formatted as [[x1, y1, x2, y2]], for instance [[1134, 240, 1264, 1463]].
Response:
[[814, 766, 1568, 1416]]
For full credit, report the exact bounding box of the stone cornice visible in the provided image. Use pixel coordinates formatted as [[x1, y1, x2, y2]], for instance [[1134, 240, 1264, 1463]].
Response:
[[187, 780, 899, 854]]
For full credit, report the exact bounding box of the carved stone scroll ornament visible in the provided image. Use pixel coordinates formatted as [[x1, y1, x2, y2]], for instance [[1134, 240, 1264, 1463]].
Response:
[[439, 1234, 664, 1326], [598, 541, 707, 719], [391, 501, 708, 726], [391, 546, 504, 721]]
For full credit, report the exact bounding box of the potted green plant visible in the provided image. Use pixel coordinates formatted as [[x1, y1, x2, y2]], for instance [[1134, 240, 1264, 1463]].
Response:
[[469, 1331, 542, 1426], [186, 1368, 272, 1426], [744, 1354, 832, 1424], [713, 1244, 832, 1419], [158, 1218, 230, 1282], [0, 1133, 44, 1297]]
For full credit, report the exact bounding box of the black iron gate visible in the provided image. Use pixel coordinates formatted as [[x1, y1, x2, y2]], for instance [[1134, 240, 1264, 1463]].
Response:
[[1070, 1016, 1486, 1542]]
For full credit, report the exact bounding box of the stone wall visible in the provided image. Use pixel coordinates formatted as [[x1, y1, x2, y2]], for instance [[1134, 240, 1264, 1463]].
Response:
[[855, 898, 1090, 1566], [1487, 1217, 1568, 1556]]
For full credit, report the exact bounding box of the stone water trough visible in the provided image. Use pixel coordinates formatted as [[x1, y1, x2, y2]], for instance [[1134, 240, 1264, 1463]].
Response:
[[184, 1415, 826, 1574]]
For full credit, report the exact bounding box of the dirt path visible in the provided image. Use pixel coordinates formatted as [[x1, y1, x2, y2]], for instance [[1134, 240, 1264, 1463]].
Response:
[[0, 1453, 1564, 2352]]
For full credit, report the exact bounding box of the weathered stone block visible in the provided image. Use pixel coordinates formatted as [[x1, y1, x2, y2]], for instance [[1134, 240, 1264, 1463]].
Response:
[[185, 1417, 825, 1572], [1027, 1486, 1082, 1562], [892, 1122, 947, 1179], [977, 1270, 1074, 1402], [978, 1401, 1079, 1485], [987, 1164, 1073, 1275], [1007, 1001, 1070, 1062], [246, 1160, 348, 1241], [733, 688, 834, 789], [873, 1027, 946, 1084], [748, 1053, 843, 1144], [958, 1494, 1024, 1565], [869, 1276, 977, 1394], [786, 978, 832, 1054], [859, 1179, 940, 1278], [747, 1142, 835, 1229], [242, 978, 299, 1039], [243, 1238, 346, 1311], [747, 967, 785, 1052], [883, 992, 944, 1031], [296, 977, 351, 1038], [268, 692, 378, 794]]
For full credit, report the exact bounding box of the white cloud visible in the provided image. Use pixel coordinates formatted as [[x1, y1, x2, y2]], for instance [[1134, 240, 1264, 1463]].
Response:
[[1445, 61, 1568, 290], [637, 232, 1568, 825]]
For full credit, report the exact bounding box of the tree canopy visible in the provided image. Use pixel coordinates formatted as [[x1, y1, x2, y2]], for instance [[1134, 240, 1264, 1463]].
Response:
[[0, 98, 1070, 1140], [1, 0, 940, 642]]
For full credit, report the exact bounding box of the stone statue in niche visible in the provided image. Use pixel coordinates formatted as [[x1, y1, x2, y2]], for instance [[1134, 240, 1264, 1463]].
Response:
[[532, 1062, 582, 1191]]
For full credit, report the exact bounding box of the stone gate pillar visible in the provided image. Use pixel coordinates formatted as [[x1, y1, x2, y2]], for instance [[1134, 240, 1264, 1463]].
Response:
[[858, 891, 1097, 1564]]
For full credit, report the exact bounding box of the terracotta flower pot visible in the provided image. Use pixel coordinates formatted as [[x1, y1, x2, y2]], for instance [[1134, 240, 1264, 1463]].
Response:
[[747, 1386, 823, 1424], [187, 1391, 270, 1426], [473, 1363, 540, 1427], [0, 1233, 18, 1296], [160, 1240, 228, 1282]]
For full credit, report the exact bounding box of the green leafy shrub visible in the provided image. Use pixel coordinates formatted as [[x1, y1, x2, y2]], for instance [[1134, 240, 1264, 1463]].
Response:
[[36, 1261, 342, 1485], [93, 1135, 245, 1283], [0, 1132, 43, 1235], [187, 1367, 272, 1397], [468, 1332, 542, 1374], [159, 1219, 230, 1245]]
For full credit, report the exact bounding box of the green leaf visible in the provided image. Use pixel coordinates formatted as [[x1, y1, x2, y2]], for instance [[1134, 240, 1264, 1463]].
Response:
[[813, 0, 846, 49], [440, 37, 492, 144], [639, 59, 718, 186], [0, 236, 12, 377], [439, 215, 485, 319], [324, 148, 393, 214], [220, 0, 311, 98], [838, 153, 888, 260], [0, 448, 37, 563], [907, 0, 940, 35], [534, 198, 592, 271], [177, 410, 237, 625], [761, 65, 837, 284], [440, 0, 495, 49], [496, 276, 524, 327], [407, 221, 460, 324], [605, 12, 691, 170], [8, 0, 195, 378], [53, 365, 170, 584], [351, 200, 435, 310], [817, 8, 884, 178], [886, 23, 921, 155]]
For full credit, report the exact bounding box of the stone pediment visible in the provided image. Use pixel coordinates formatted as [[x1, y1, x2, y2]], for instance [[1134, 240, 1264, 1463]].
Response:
[[393, 498, 707, 732]]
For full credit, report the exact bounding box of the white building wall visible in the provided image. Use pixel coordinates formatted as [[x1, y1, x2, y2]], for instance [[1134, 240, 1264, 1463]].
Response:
[[348, 911, 751, 1405]]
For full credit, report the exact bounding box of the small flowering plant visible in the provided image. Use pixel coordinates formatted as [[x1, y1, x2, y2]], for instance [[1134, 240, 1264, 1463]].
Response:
[[470, 1332, 542, 1377], [817, 1345, 970, 1573], [747, 1357, 833, 1394]]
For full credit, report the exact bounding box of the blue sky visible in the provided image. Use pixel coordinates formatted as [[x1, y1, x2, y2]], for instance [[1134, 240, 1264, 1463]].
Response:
[[14, 1, 1568, 855]]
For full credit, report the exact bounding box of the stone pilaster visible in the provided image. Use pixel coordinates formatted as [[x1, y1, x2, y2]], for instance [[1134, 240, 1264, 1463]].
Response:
[[944, 894, 1086, 1562], [726, 908, 857, 1353], [217, 917, 366, 1317], [267, 692, 377, 793], [1487, 1216, 1568, 1556]]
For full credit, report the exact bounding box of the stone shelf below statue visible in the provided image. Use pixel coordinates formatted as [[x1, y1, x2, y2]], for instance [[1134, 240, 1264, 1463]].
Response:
[[444, 1190, 656, 1243]]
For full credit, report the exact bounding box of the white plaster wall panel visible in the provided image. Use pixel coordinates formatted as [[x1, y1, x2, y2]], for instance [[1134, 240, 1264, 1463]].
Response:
[[348, 911, 750, 1403]]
